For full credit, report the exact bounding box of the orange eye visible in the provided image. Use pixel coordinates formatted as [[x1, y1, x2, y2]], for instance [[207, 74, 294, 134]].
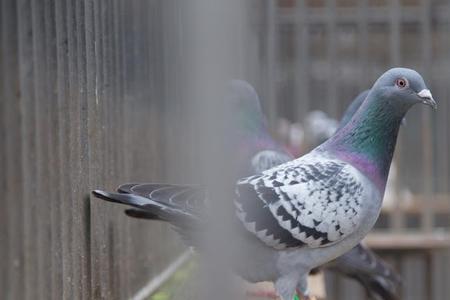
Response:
[[395, 78, 408, 88]]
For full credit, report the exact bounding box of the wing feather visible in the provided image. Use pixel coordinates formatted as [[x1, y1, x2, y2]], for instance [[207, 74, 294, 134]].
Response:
[[235, 153, 365, 249]]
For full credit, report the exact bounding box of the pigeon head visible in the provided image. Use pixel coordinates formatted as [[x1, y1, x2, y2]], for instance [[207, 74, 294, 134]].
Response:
[[370, 67, 436, 112], [225, 80, 285, 177], [225, 80, 267, 135], [323, 68, 436, 192]]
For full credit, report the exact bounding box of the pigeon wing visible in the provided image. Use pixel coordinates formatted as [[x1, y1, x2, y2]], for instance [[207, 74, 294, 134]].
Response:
[[235, 154, 365, 250]]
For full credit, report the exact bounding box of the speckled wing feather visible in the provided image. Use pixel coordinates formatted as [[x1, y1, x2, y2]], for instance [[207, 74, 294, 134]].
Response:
[[235, 152, 365, 250]]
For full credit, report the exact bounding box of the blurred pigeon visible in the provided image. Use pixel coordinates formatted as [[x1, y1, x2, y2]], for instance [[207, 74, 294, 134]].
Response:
[[93, 68, 435, 300], [276, 119, 306, 158], [303, 110, 339, 148], [337, 90, 370, 131], [281, 91, 366, 156], [277, 118, 294, 147]]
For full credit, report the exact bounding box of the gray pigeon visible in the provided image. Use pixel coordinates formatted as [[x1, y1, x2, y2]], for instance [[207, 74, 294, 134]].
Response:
[[228, 80, 400, 300], [93, 68, 435, 300]]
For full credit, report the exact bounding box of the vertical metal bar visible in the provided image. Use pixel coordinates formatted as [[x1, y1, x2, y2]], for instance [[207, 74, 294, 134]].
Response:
[[389, 0, 405, 233], [265, 0, 278, 127], [295, 0, 309, 121], [55, 0, 73, 298], [401, 254, 428, 300], [83, 0, 97, 297], [111, 0, 124, 296], [0, 4, 6, 293], [42, 0, 64, 298], [67, 0, 81, 296], [17, 0, 37, 298], [84, 0, 101, 298], [74, 0, 91, 298], [30, 3, 43, 297], [97, 0, 112, 297], [326, 0, 338, 117], [420, 0, 434, 233], [1, 1, 24, 299], [440, 9, 450, 199], [437, 12, 450, 203], [357, 0, 369, 89], [389, 0, 401, 66]]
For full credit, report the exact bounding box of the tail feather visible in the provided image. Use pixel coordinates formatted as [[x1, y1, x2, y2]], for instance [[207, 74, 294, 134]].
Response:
[[124, 208, 161, 220], [92, 186, 206, 247], [325, 244, 401, 300], [363, 277, 399, 300], [93, 189, 151, 207], [92, 189, 199, 226], [347, 272, 400, 300]]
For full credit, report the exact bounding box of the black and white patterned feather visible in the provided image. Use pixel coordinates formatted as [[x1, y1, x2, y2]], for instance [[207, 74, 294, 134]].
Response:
[[236, 152, 365, 250]]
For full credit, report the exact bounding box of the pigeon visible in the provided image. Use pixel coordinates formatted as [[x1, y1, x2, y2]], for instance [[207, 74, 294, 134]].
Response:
[[93, 68, 436, 300], [226, 80, 401, 300]]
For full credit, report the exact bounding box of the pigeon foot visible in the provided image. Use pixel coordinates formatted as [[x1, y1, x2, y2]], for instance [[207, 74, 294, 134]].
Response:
[[296, 289, 317, 300]]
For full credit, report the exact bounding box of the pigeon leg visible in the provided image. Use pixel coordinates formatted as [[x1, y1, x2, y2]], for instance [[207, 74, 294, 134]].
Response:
[[295, 289, 317, 300], [274, 273, 298, 300], [295, 275, 317, 300]]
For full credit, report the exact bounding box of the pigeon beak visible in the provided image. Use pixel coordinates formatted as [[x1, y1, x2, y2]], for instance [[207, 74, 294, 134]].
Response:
[[417, 89, 437, 110]]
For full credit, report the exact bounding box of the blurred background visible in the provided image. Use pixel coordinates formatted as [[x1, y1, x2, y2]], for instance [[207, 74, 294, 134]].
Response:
[[0, 0, 449, 299]]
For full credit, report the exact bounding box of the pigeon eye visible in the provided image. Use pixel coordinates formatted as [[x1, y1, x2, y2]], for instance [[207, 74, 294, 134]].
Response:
[[395, 78, 408, 89]]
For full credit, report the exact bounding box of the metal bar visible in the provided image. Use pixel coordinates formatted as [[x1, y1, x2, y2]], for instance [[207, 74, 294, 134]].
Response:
[[18, 0, 38, 298], [357, 0, 369, 88], [326, 0, 338, 117], [265, 0, 278, 127], [389, 0, 405, 233], [295, 0, 309, 120], [1, 1, 24, 298], [278, 5, 450, 25], [420, 0, 434, 233]]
